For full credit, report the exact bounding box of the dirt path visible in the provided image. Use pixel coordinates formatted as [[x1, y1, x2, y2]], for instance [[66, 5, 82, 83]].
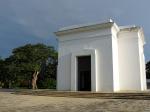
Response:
[[0, 91, 150, 112]]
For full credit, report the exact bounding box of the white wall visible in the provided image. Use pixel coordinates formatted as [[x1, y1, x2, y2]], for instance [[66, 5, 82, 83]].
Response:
[[56, 22, 146, 92], [138, 32, 147, 90], [118, 31, 142, 91], [57, 28, 114, 91], [111, 26, 120, 91]]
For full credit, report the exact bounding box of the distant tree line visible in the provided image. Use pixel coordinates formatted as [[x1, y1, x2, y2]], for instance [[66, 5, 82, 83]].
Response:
[[0, 43, 57, 89]]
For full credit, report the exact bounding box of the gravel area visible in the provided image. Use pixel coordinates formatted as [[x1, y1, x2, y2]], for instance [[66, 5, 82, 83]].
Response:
[[0, 91, 150, 112]]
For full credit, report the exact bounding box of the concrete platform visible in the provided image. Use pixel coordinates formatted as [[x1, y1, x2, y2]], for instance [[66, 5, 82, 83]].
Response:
[[14, 89, 150, 100]]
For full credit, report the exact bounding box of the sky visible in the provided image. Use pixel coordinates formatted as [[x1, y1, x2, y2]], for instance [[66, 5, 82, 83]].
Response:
[[0, 0, 150, 61]]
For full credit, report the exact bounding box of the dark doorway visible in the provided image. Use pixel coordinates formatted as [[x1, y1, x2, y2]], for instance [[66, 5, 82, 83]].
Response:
[[77, 56, 91, 91]]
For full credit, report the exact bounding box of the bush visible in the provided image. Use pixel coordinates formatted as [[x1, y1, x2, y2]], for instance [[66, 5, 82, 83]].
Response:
[[38, 78, 56, 89]]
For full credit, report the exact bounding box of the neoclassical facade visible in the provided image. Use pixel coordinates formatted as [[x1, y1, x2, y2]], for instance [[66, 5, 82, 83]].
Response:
[[55, 20, 147, 92]]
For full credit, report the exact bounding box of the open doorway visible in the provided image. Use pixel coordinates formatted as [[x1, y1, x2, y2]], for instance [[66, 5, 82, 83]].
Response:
[[77, 56, 91, 91]]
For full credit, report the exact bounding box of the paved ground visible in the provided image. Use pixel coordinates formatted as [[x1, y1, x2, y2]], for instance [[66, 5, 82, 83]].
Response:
[[1, 91, 150, 112]]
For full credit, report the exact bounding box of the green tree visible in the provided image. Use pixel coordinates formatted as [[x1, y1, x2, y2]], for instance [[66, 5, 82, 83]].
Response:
[[1, 43, 57, 89], [146, 61, 150, 79], [0, 58, 5, 87]]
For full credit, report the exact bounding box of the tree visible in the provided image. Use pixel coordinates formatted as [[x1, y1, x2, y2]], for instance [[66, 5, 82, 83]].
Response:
[[0, 43, 57, 89], [146, 61, 150, 79], [0, 58, 5, 87]]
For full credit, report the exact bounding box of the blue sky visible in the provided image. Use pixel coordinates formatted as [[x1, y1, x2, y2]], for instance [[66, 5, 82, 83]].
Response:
[[0, 0, 150, 61]]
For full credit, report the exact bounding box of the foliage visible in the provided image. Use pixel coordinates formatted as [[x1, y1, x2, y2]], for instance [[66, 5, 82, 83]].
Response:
[[0, 43, 57, 89], [0, 58, 5, 87], [38, 78, 56, 89], [146, 61, 150, 79]]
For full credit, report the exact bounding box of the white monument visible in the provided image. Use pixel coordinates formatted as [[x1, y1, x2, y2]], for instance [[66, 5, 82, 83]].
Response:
[[55, 20, 147, 92]]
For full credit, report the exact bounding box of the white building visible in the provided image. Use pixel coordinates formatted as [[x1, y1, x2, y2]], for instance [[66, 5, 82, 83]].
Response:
[[55, 20, 147, 92]]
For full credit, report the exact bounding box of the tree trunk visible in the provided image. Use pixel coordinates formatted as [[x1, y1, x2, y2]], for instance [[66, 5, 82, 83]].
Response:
[[32, 71, 39, 90]]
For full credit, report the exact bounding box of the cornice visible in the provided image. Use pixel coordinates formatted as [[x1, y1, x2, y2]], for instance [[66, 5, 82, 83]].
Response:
[[55, 22, 114, 36], [120, 26, 141, 32], [55, 20, 146, 46], [59, 33, 112, 42]]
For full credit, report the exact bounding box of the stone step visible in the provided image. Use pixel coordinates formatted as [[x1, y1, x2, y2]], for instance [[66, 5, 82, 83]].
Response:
[[14, 90, 150, 99]]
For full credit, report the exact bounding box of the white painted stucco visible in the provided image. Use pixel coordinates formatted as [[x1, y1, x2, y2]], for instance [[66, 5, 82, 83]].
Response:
[[55, 20, 147, 92]]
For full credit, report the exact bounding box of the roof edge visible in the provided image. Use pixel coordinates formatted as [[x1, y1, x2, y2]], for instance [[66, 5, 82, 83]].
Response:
[[55, 20, 114, 36], [119, 26, 141, 32]]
